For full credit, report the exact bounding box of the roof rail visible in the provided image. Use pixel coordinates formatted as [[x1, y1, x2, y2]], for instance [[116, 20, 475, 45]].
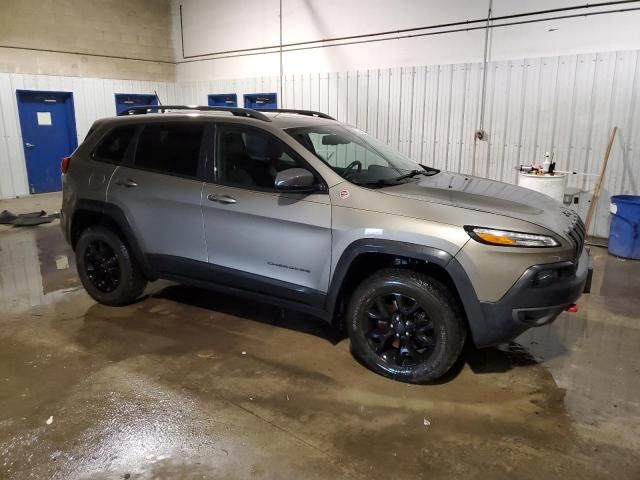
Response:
[[254, 108, 335, 120], [118, 105, 272, 122]]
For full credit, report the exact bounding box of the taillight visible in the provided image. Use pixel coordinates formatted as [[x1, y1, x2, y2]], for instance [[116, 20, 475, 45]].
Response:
[[61, 156, 71, 174]]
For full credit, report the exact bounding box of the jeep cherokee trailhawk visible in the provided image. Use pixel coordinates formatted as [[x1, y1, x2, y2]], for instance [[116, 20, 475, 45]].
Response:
[[61, 105, 592, 383]]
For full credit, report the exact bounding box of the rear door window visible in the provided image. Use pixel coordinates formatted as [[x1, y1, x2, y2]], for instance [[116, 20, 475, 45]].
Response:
[[133, 123, 204, 178], [92, 125, 137, 164]]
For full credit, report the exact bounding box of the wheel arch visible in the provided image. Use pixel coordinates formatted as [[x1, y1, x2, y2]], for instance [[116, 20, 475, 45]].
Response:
[[70, 199, 157, 280], [326, 239, 486, 344]]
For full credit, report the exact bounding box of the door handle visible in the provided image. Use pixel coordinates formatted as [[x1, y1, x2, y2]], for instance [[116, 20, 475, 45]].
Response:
[[207, 193, 237, 204], [25, 142, 36, 148], [115, 178, 138, 188]]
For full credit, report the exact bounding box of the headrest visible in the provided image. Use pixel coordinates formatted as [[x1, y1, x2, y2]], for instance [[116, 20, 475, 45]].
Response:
[[243, 132, 282, 162], [223, 133, 246, 157]]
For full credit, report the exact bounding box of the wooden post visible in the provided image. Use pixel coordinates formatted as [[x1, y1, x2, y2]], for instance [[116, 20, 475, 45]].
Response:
[[584, 126, 618, 237]]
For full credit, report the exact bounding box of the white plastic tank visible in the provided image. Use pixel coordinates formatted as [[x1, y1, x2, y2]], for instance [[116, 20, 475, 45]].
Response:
[[517, 173, 567, 203]]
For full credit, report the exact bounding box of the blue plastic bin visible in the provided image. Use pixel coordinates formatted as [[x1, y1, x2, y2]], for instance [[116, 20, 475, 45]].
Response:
[[608, 195, 640, 259]]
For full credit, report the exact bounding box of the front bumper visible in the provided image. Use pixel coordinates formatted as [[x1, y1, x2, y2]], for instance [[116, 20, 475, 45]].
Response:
[[474, 248, 592, 347]]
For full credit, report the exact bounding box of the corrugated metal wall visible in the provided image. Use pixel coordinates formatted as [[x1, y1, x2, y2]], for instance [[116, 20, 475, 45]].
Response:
[[0, 73, 179, 199], [188, 50, 639, 237], [2, 49, 639, 237]]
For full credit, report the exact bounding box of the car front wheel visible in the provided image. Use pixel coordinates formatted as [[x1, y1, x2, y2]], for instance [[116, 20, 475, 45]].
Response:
[[347, 268, 467, 383]]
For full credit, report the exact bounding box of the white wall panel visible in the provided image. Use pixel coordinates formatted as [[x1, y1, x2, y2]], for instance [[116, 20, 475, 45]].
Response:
[[408, 67, 425, 162], [465, 64, 484, 177], [376, 69, 391, 147], [184, 48, 640, 238]]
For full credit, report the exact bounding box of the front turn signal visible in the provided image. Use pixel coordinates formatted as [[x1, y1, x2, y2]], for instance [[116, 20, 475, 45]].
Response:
[[464, 226, 560, 248]]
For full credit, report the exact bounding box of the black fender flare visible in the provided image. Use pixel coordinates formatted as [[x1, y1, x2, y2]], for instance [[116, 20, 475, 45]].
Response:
[[325, 239, 487, 345], [71, 199, 157, 280]]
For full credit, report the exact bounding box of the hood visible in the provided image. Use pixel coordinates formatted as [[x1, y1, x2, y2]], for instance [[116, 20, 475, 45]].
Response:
[[381, 171, 578, 236]]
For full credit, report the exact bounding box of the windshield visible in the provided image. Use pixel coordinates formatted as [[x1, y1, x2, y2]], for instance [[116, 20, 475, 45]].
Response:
[[286, 125, 438, 187]]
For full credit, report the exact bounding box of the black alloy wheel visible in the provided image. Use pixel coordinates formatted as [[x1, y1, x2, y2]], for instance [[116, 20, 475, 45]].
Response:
[[76, 226, 147, 306], [364, 293, 436, 367], [347, 268, 467, 383], [84, 239, 121, 293]]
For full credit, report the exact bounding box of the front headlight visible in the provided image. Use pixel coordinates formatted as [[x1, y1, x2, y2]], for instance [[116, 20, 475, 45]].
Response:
[[464, 226, 560, 248]]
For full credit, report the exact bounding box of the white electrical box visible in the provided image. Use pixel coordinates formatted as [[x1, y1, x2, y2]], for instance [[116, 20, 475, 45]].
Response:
[[565, 188, 591, 221]]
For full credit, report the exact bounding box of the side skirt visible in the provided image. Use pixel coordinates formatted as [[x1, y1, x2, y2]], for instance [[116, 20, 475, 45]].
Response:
[[147, 254, 330, 321]]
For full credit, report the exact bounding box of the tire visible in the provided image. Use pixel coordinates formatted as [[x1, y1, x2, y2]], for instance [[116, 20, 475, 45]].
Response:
[[347, 268, 466, 383], [75, 226, 147, 306]]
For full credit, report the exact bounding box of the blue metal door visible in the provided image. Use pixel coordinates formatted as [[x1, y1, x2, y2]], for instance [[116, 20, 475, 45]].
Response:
[[115, 93, 158, 114], [208, 94, 237, 107], [244, 93, 277, 109], [16, 90, 78, 194]]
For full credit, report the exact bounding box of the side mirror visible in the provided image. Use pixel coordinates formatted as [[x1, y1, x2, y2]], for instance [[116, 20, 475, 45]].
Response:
[[275, 168, 316, 191]]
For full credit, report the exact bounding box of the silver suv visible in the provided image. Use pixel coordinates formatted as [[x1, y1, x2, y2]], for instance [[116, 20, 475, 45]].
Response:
[[61, 106, 592, 383]]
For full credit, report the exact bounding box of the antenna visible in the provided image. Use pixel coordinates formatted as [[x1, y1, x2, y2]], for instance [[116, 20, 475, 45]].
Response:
[[154, 90, 162, 106]]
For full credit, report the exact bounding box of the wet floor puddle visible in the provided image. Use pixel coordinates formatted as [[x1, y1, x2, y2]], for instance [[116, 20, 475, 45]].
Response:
[[0, 227, 638, 479]]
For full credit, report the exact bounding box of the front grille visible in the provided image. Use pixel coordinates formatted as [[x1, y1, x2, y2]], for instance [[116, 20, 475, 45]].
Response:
[[566, 215, 585, 261]]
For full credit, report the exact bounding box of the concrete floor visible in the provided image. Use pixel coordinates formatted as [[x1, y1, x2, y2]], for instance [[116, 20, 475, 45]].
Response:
[[1, 193, 639, 480]]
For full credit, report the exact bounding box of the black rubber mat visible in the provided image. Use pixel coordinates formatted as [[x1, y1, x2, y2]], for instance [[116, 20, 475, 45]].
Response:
[[0, 210, 59, 227]]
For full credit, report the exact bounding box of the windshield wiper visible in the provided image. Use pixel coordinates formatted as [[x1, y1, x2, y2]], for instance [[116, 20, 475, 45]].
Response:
[[350, 166, 441, 188], [395, 166, 440, 181], [351, 178, 398, 188], [395, 169, 425, 181]]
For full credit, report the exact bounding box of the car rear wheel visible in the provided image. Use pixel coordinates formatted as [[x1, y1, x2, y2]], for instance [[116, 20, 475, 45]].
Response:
[[76, 226, 147, 306], [347, 268, 466, 383]]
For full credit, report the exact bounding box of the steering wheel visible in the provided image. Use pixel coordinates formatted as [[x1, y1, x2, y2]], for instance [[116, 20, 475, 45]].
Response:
[[342, 160, 362, 178]]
